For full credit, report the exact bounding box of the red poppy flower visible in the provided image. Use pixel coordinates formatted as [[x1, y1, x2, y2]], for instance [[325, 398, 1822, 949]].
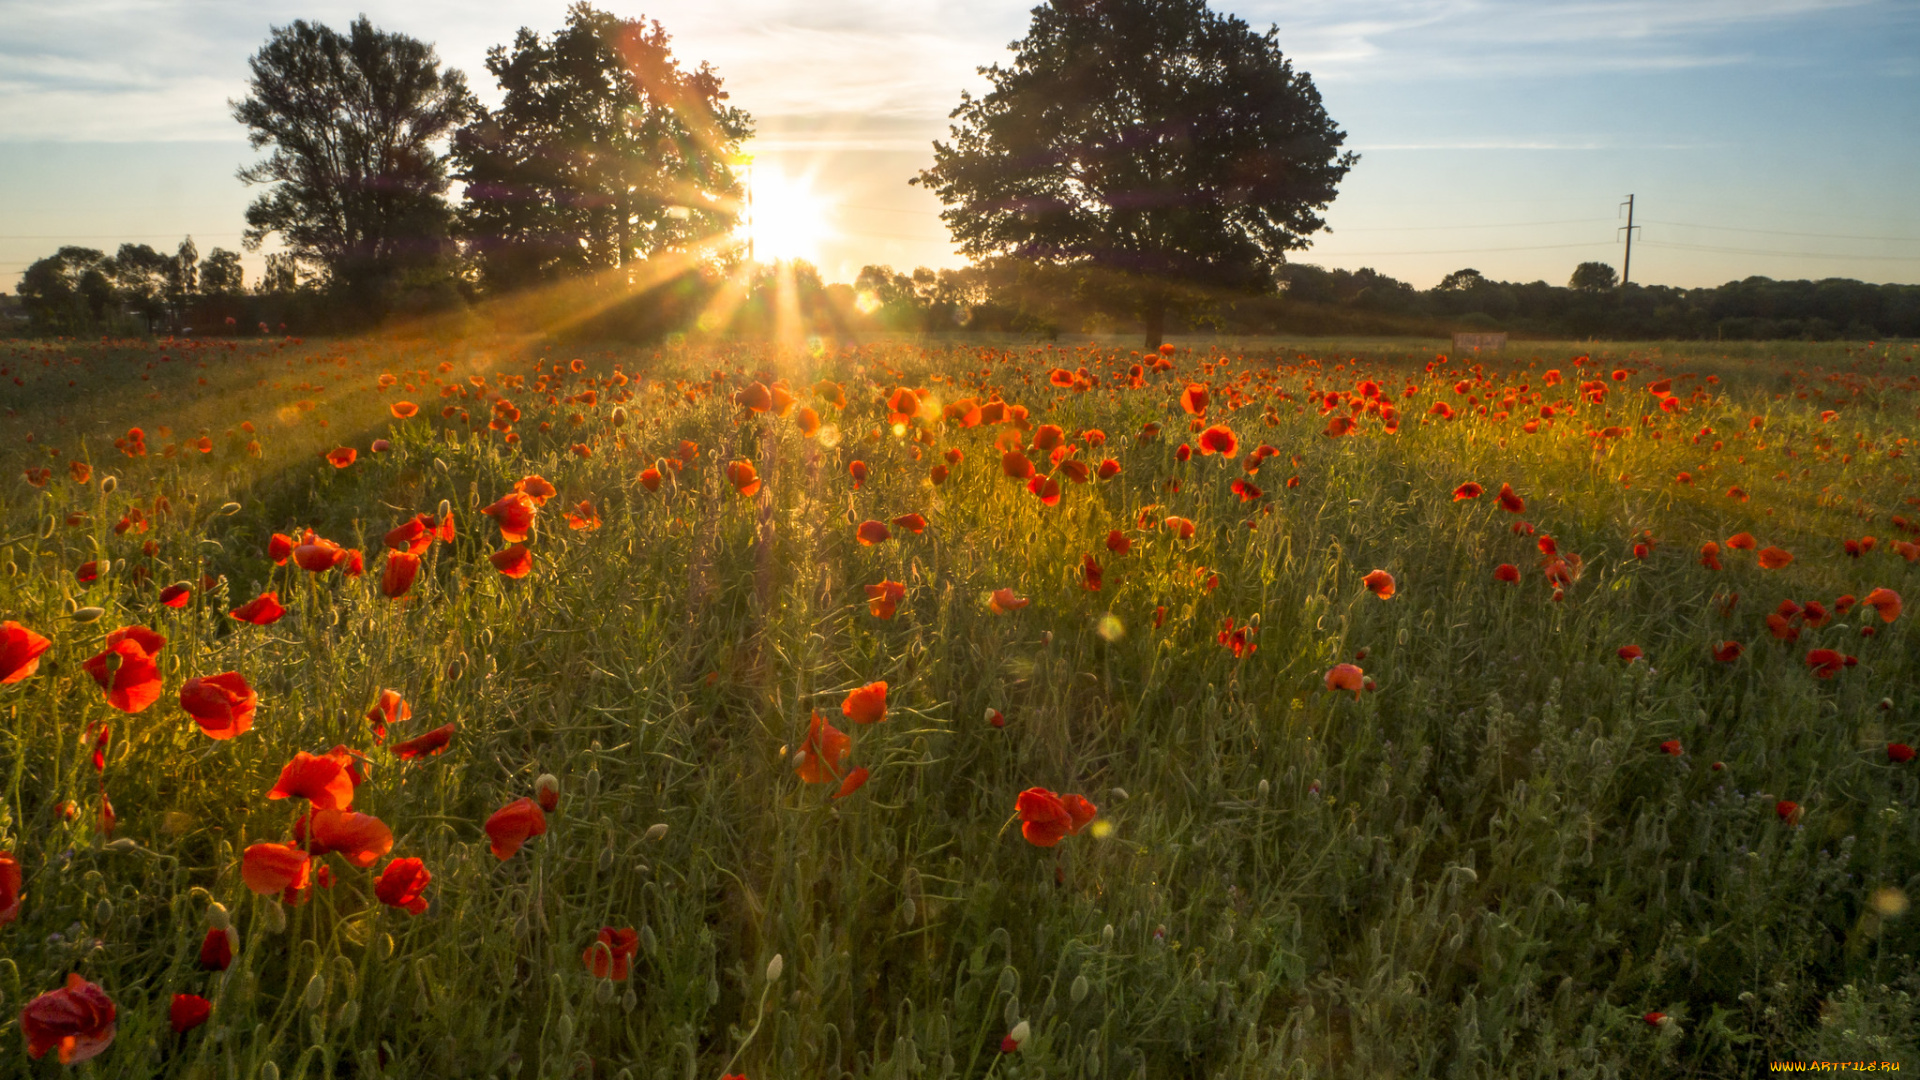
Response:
[[1776, 800, 1802, 825], [82, 625, 167, 713], [1660, 739, 1683, 756], [736, 382, 773, 412], [891, 513, 928, 535], [583, 927, 640, 980], [384, 515, 434, 554], [296, 808, 394, 868], [374, 857, 431, 914], [266, 750, 355, 810], [326, 447, 357, 469], [1493, 563, 1520, 583], [833, 766, 871, 799], [376, 551, 419, 599], [1323, 415, 1356, 438], [1081, 552, 1103, 590], [485, 797, 548, 860], [293, 535, 346, 572], [1097, 458, 1122, 480], [1698, 542, 1722, 570], [1197, 424, 1237, 457], [1496, 483, 1525, 513], [197, 926, 233, 970], [179, 672, 257, 740], [481, 492, 538, 542], [1175, 443, 1192, 462], [1362, 570, 1395, 599], [20, 973, 117, 1064], [1324, 663, 1365, 697], [856, 520, 891, 545], [1725, 532, 1756, 551], [1, 621, 52, 684], [727, 460, 762, 497], [1016, 787, 1096, 847], [165, 992, 211, 1035], [229, 591, 285, 625], [989, 587, 1029, 614], [866, 580, 907, 619], [1179, 384, 1209, 415], [490, 544, 533, 578], [389, 722, 455, 761], [363, 689, 410, 743], [1806, 649, 1850, 678], [1757, 547, 1793, 570], [1105, 530, 1132, 556], [1642, 1012, 1667, 1028], [849, 460, 869, 489], [514, 475, 556, 505], [1026, 474, 1061, 505], [843, 681, 888, 724], [1713, 641, 1744, 662], [564, 500, 601, 530], [887, 386, 921, 420], [241, 842, 311, 896], [1618, 645, 1644, 663], [1452, 482, 1483, 501], [391, 401, 419, 419], [1163, 516, 1196, 540], [1862, 587, 1902, 623], [795, 711, 851, 784], [1888, 742, 1915, 764], [1, 850, 20, 924], [1002, 450, 1036, 480], [154, 581, 192, 609]]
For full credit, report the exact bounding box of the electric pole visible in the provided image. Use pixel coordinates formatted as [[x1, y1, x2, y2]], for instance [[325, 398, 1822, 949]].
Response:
[[1618, 194, 1640, 287]]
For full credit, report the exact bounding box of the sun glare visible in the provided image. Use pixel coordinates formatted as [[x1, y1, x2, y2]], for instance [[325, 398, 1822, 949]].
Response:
[[740, 164, 830, 264]]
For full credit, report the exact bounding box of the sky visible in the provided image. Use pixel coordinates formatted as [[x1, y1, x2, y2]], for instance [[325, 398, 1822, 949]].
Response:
[[2, 0, 1917, 293]]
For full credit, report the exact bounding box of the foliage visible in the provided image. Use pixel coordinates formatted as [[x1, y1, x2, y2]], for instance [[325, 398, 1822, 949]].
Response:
[[233, 16, 477, 317], [452, 3, 752, 293], [0, 332, 1916, 1078], [15, 248, 118, 335], [917, 0, 1355, 349], [1570, 261, 1619, 292]]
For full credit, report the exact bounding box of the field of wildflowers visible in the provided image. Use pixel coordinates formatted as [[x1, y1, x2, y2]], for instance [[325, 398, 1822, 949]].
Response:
[[1, 331, 1915, 1077]]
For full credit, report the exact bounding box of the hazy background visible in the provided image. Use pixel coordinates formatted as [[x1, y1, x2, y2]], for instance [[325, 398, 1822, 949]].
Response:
[[3, 0, 1916, 291]]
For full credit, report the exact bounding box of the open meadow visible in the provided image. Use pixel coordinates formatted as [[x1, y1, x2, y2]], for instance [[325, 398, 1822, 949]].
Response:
[[1, 330, 1917, 1078]]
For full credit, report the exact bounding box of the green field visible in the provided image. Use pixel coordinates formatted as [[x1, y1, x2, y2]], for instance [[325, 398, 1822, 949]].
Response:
[[1, 331, 1916, 1078]]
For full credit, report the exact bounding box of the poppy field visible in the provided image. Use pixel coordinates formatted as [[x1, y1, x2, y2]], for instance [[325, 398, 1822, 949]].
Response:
[[1, 330, 1917, 1077]]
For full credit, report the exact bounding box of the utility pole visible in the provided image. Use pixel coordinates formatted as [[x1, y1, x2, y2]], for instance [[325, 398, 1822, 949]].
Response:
[[1617, 194, 1640, 287]]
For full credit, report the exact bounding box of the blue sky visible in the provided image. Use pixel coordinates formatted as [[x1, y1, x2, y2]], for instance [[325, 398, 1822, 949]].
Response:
[[2, 0, 1916, 291]]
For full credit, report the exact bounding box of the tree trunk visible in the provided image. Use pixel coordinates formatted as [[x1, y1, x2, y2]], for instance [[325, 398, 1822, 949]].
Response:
[[1142, 296, 1167, 353]]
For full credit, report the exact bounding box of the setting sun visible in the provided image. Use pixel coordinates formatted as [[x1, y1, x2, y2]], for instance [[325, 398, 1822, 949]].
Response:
[[739, 163, 831, 264]]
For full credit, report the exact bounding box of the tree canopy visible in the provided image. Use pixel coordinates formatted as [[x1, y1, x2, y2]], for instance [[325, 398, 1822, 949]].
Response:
[[452, 3, 752, 291], [917, 0, 1356, 347], [233, 16, 475, 313]]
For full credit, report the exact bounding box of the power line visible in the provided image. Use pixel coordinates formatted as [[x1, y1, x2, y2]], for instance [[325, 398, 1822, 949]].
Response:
[[1305, 240, 1613, 257], [1638, 240, 1920, 262], [1644, 220, 1920, 244], [0, 232, 246, 240]]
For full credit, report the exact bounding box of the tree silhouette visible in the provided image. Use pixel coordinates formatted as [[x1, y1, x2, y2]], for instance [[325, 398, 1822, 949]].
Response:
[[233, 17, 476, 314], [453, 3, 751, 291], [1569, 261, 1618, 291], [917, 0, 1355, 348]]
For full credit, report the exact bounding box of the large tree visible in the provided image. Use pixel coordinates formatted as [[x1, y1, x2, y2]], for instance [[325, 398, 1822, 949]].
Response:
[[452, 3, 752, 292], [233, 17, 476, 311], [917, 0, 1355, 348], [17, 248, 118, 334]]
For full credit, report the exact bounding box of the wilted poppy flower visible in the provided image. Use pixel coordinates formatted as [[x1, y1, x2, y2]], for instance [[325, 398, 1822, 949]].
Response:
[[1218, 618, 1257, 657], [1362, 570, 1395, 599], [1713, 641, 1744, 662], [1493, 563, 1520, 584], [391, 722, 455, 760], [1757, 547, 1793, 570], [1776, 800, 1802, 825], [179, 672, 257, 740], [1618, 645, 1644, 663], [795, 711, 851, 784], [891, 513, 928, 535], [989, 588, 1029, 614], [1726, 532, 1756, 551], [1081, 552, 1103, 591], [1862, 587, 1902, 623], [229, 591, 285, 625], [484, 797, 548, 860], [197, 926, 233, 970], [856, 520, 891, 545], [267, 750, 355, 810], [1452, 482, 1483, 501], [490, 544, 532, 578], [326, 447, 357, 469], [1016, 787, 1096, 847], [20, 973, 117, 1064], [82, 625, 167, 713], [727, 460, 762, 497], [364, 689, 410, 743], [1197, 424, 1238, 457], [1496, 483, 1525, 513], [1324, 663, 1364, 697], [584, 927, 640, 980], [843, 681, 888, 724], [849, 460, 869, 489], [1, 621, 52, 684], [296, 808, 394, 868], [374, 857, 431, 914], [481, 492, 538, 542], [241, 842, 311, 896], [866, 580, 906, 619]]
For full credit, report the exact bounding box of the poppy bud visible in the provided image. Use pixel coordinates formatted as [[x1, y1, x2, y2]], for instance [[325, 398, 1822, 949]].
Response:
[[302, 972, 326, 1010], [584, 767, 601, 799], [1881, 698, 1896, 712], [1071, 974, 1089, 1003], [262, 1064, 280, 1080], [534, 773, 560, 812], [207, 901, 230, 930], [641, 924, 658, 956], [72, 606, 106, 623], [101, 476, 117, 495], [644, 823, 668, 843], [766, 954, 784, 982], [986, 708, 1006, 728], [104, 837, 138, 853], [262, 899, 287, 933], [595, 978, 615, 1004], [1257, 779, 1270, 800], [1008, 1020, 1030, 1048], [1102, 924, 1114, 946]]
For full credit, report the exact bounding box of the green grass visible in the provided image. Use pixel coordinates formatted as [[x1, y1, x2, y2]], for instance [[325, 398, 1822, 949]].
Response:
[[1, 331, 1917, 1078]]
